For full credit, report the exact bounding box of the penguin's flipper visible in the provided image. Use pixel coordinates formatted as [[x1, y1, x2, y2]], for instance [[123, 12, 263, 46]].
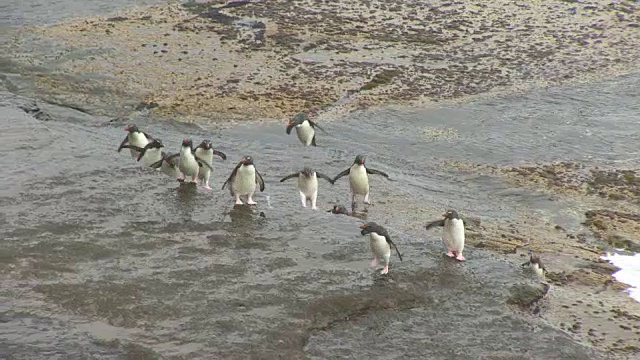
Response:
[[387, 237, 403, 262], [117, 135, 129, 152], [316, 172, 335, 184], [332, 168, 350, 183], [308, 120, 327, 134], [222, 162, 242, 190], [425, 219, 445, 230], [279, 173, 299, 182], [366, 167, 390, 179], [142, 131, 155, 140], [255, 170, 266, 192], [213, 149, 227, 160], [149, 159, 164, 169], [195, 155, 214, 171], [311, 135, 317, 147], [521, 261, 531, 268]]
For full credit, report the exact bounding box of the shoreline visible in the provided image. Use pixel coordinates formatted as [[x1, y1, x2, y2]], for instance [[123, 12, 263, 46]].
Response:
[[1, 0, 640, 358]]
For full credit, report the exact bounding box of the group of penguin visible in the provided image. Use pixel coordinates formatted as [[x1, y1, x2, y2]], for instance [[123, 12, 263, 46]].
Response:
[[116, 113, 547, 277]]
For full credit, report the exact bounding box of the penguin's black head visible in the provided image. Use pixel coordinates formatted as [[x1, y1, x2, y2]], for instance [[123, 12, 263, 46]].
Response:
[[125, 124, 139, 133], [354, 155, 366, 165], [241, 156, 254, 166], [147, 139, 164, 149], [443, 210, 460, 220], [199, 140, 212, 150], [529, 254, 543, 267], [302, 167, 314, 177], [359, 222, 381, 236], [286, 112, 308, 134], [330, 205, 349, 215], [182, 138, 193, 148]]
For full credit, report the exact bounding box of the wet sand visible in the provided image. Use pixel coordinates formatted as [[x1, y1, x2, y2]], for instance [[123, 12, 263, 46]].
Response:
[[1, 0, 640, 359]]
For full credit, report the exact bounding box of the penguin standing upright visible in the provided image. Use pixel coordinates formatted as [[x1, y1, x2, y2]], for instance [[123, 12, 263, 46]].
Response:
[[222, 156, 265, 205], [117, 124, 153, 159], [332, 155, 390, 212], [279, 167, 334, 210], [285, 112, 326, 146], [194, 140, 227, 190], [425, 210, 466, 261], [522, 252, 547, 279], [359, 222, 403, 275], [164, 138, 214, 184]]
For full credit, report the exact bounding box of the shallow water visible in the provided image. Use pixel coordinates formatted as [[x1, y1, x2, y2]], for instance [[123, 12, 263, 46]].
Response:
[[1, 1, 640, 359], [602, 253, 640, 303]]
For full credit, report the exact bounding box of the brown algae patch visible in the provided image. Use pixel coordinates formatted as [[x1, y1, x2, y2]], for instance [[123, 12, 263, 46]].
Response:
[[584, 210, 640, 252], [6, 0, 640, 119]]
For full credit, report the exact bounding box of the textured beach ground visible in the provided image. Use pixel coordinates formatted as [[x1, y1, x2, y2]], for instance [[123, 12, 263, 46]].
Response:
[[5, 0, 640, 120]]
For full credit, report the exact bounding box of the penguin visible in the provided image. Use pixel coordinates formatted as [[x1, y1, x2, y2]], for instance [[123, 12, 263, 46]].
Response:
[[117, 124, 153, 159], [521, 252, 547, 279], [222, 156, 266, 205], [327, 204, 350, 215], [359, 222, 403, 275], [163, 138, 214, 184], [285, 112, 326, 146], [279, 167, 334, 210], [127, 139, 183, 181], [119, 138, 164, 169], [194, 140, 227, 190], [332, 155, 390, 212], [425, 210, 466, 261]]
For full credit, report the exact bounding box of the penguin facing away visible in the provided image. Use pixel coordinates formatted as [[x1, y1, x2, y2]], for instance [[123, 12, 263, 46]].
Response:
[[332, 155, 390, 213], [194, 140, 227, 190], [279, 167, 334, 210], [163, 138, 214, 184], [222, 156, 265, 205], [359, 222, 403, 275], [285, 112, 326, 147], [117, 124, 153, 159], [425, 209, 466, 261], [521, 252, 547, 279]]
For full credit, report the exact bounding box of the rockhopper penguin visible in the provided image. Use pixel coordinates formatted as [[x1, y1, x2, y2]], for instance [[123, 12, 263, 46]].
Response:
[[194, 140, 227, 190], [117, 124, 153, 159], [360, 222, 403, 275], [279, 167, 334, 210], [521, 252, 547, 279], [425, 210, 466, 261], [222, 156, 266, 205], [333, 155, 390, 212], [163, 138, 214, 184], [285, 112, 326, 147]]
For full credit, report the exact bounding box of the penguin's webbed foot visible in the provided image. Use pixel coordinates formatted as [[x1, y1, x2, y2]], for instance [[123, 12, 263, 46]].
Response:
[[235, 197, 244, 205], [380, 264, 389, 275], [368, 257, 379, 268], [455, 253, 466, 261], [351, 201, 357, 213], [446, 250, 455, 258], [247, 197, 257, 205], [203, 185, 212, 190]]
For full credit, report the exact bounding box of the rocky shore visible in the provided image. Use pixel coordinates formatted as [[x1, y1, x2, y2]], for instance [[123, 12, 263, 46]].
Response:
[[2, 0, 639, 358], [5, 0, 640, 121]]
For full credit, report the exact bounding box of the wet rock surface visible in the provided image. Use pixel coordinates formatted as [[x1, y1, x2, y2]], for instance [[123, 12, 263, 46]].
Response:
[[2, 0, 640, 119]]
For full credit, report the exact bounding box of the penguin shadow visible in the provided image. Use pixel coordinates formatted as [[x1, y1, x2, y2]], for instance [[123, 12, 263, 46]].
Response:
[[228, 205, 266, 226]]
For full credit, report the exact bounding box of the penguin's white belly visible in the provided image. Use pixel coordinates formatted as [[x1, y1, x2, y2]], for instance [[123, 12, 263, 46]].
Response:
[[369, 233, 391, 263], [196, 153, 214, 180], [161, 161, 181, 178], [531, 264, 545, 278], [443, 219, 465, 253], [232, 166, 256, 195], [349, 166, 369, 195], [298, 176, 318, 198], [129, 133, 149, 158], [295, 123, 314, 145], [179, 153, 199, 177], [141, 148, 162, 168]]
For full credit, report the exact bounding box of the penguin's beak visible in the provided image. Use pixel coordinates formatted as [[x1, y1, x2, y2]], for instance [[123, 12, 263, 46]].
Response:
[[286, 123, 294, 135], [359, 223, 367, 229], [442, 212, 448, 217], [124, 125, 130, 131]]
